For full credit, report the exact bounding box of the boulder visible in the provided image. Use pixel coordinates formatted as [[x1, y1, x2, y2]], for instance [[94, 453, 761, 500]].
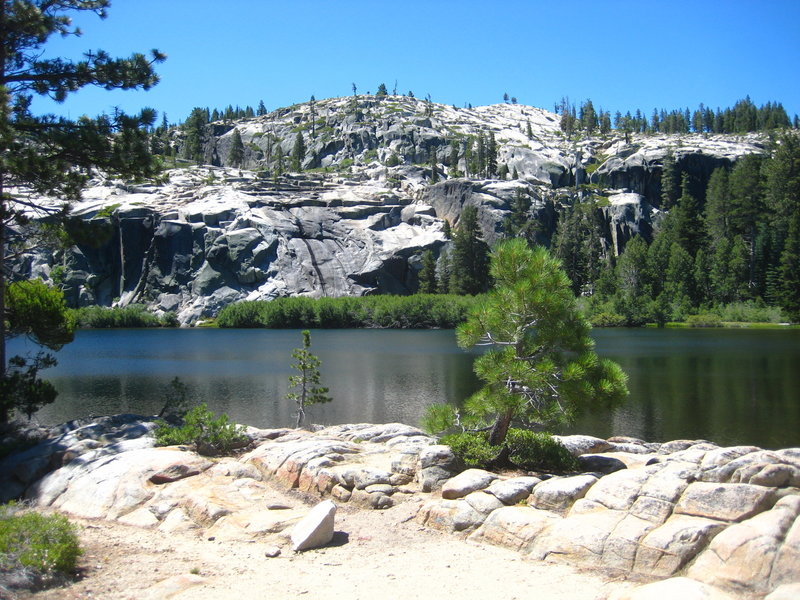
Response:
[[290, 499, 337, 551], [583, 468, 652, 511], [441, 469, 498, 500], [417, 498, 487, 533], [552, 434, 613, 456], [578, 454, 628, 474], [353, 467, 394, 490], [416, 445, 462, 492], [463, 491, 504, 515], [486, 476, 541, 505], [528, 474, 598, 514], [674, 481, 777, 522]]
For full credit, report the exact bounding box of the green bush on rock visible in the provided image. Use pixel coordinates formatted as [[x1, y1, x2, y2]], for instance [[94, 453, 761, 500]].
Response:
[[440, 432, 498, 468], [154, 404, 248, 456], [505, 429, 579, 472], [442, 429, 578, 473]]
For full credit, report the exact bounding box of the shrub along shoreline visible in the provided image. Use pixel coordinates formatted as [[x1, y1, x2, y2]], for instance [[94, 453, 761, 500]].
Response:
[[215, 294, 477, 329], [69, 296, 797, 330]]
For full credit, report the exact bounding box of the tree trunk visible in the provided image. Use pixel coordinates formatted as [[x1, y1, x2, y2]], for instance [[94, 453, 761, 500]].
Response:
[[488, 407, 515, 447]]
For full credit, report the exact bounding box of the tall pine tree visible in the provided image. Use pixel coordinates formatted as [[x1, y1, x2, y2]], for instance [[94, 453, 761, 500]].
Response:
[[1, 0, 164, 418], [450, 205, 490, 295]]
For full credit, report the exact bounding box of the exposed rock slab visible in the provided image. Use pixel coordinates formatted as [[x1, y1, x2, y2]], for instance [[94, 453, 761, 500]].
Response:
[[4, 418, 799, 599]]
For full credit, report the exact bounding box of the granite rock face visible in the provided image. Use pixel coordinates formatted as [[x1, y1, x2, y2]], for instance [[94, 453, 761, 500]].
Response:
[[13, 96, 766, 323]]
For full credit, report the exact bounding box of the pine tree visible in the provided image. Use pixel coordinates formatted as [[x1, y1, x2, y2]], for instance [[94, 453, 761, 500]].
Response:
[[553, 201, 604, 295], [436, 250, 451, 294], [417, 250, 437, 294], [486, 132, 498, 178], [257, 100, 267, 116], [448, 139, 460, 177], [476, 133, 486, 177], [183, 108, 208, 163], [665, 243, 696, 307], [423, 240, 628, 447], [450, 206, 490, 295], [291, 132, 306, 172], [228, 128, 245, 168], [672, 173, 706, 257], [580, 99, 598, 134], [1, 1, 163, 420], [429, 151, 439, 183], [376, 83, 388, 97], [705, 167, 732, 241], [778, 214, 800, 320], [286, 330, 331, 428], [274, 146, 285, 178], [614, 235, 653, 325], [660, 151, 679, 209], [465, 137, 476, 177], [729, 154, 764, 286]]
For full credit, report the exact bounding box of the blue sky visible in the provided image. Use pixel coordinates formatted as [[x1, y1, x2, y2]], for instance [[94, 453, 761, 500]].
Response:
[[30, 0, 800, 124]]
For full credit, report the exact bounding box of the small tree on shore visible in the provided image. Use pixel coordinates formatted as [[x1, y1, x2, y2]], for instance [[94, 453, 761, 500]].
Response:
[[424, 239, 628, 454], [286, 330, 331, 428]]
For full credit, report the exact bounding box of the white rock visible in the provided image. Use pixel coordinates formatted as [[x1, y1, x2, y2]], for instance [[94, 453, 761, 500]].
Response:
[[290, 499, 337, 552], [441, 469, 498, 500], [528, 474, 598, 514]]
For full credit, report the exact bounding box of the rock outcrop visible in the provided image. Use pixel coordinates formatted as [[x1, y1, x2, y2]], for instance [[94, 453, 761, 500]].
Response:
[[13, 96, 767, 323], [2, 416, 797, 598]]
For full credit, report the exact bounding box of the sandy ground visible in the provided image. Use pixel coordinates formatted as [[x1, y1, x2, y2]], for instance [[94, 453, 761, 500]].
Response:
[[18, 486, 640, 600]]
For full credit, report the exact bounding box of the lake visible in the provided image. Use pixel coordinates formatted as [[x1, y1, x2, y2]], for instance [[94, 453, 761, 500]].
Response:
[[8, 328, 800, 449]]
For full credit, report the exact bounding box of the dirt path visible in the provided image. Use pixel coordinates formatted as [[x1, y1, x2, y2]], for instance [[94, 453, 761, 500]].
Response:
[[20, 490, 638, 600]]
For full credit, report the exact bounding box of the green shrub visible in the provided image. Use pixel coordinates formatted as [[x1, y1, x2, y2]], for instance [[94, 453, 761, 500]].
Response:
[[686, 313, 723, 328], [440, 429, 578, 473], [505, 429, 579, 472], [440, 432, 497, 468], [714, 301, 786, 323], [590, 311, 627, 327], [216, 294, 477, 329], [72, 304, 176, 328], [153, 404, 248, 456], [385, 153, 401, 167], [0, 506, 81, 578]]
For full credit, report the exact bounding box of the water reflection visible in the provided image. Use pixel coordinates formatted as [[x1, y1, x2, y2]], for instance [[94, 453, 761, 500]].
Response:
[[9, 327, 800, 448]]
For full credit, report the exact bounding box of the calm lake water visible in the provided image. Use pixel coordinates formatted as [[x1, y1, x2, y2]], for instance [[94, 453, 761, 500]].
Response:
[[8, 328, 800, 449]]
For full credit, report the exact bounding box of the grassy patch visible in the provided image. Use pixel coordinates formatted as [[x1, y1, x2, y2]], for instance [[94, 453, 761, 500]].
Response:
[[0, 504, 81, 589]]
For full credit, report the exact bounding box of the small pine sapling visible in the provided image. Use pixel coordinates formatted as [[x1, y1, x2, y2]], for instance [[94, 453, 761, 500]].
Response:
[[286, 330, 332, 428]]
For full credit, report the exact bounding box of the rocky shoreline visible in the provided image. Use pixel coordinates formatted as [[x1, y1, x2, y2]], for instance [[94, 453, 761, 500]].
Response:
[[1, 416, 798, 599]]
